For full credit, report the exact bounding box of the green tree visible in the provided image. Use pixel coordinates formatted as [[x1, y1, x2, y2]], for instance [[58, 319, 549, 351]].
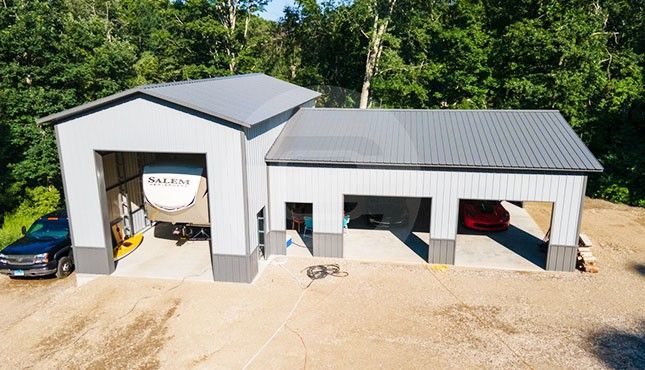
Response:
[[0, 0, 643, 212], [0, 0, 137, 215]]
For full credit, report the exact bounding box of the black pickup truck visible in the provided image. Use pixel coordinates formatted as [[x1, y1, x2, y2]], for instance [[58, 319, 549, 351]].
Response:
[[0, 211, 74, 278]]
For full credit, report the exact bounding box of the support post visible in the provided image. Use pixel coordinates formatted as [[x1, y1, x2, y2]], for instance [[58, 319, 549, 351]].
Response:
[[428, 196, 459, 264], [545, 177, 587, 272], [312, 199, 344, 258]]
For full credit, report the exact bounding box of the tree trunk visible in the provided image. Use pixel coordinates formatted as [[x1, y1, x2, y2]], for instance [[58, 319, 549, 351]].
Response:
[[225, 0, 238, 73], [244, 13, 250, 39], [359, 0, 396, 109]]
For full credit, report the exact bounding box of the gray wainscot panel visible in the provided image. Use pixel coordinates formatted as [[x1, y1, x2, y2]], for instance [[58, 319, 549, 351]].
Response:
[[73, 246, 115, 275], [313, 233, 343, 258], [428, 239, 456, 264], [546, 244, 577, 272], [266, 230, 287, 257], [212, 249, 259, 283]]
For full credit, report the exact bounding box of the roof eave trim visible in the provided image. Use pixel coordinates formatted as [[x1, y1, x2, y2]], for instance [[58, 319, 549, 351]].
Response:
[[36, 88, 141, 124], [265, 159, 603, 174], [37, 89, 253, 128]]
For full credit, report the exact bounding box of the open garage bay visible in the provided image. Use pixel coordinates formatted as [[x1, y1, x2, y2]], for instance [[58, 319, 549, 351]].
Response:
[[455, 202, 547, 271], [112, 223, 213, 282]]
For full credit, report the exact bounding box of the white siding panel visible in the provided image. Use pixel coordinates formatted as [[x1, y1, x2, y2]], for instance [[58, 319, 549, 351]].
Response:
[[244, 104, 311, 253], [268, 166, 586, 244], [57, 98, 247, 255]]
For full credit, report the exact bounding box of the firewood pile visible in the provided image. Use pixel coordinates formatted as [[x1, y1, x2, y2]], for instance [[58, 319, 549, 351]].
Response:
[[577, 233, 599, 273]]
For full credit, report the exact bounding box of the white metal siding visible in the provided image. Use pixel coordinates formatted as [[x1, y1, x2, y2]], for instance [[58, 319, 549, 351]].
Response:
[[268, 166, 585, 246], [56, 97, 247, 255], [244, 100, 316, 253]]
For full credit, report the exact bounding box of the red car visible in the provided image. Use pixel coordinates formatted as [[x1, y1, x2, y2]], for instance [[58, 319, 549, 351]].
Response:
[[460, 200, 510, 231]]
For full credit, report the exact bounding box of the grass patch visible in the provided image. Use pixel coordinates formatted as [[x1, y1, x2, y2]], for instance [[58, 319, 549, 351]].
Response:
[[0, 186, 61, 250]]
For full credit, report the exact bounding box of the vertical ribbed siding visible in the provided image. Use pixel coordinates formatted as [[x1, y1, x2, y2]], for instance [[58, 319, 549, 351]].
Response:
[[428, 239, 455, 264], [546, 245, 577, 271], [56, 98, 248, 268], [212, 249, 258, 283], [313, 233, 343, 258], [266, 230, 287, 256], [268, 165, 586, 269], [244, 104, 312, 256], [72, 246, 115, 274]]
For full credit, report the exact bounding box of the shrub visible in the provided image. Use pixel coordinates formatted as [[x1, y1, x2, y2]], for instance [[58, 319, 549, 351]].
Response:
[[0, 186, 61, 249], [597, 183, 631, 205]]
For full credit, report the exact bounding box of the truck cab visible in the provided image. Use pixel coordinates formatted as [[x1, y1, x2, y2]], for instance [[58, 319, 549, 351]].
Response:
[[0, 211, 74, 278]]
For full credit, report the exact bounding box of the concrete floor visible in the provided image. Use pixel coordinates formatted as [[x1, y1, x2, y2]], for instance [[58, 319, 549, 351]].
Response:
[[286, 227, 429, 264], [112, 223, 214, 282], [344, 228, 429, 263], [455, 201, 547, 271]]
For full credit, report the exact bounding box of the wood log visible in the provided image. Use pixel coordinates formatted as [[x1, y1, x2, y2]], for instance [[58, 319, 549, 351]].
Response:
[[579, 233, 594, 247], [585, 265, 599, 273]]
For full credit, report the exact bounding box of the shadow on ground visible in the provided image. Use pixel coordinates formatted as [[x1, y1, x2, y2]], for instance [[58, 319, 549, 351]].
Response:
[[389, 227, 429, 261], [632, 263, 645, 276], [587, 322, 645, 369], [290, 231, 314, 255]]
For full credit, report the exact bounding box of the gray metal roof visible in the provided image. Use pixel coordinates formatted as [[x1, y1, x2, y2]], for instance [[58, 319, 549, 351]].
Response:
[[266, 108, 603, 173], [38, 73, 320, 127]]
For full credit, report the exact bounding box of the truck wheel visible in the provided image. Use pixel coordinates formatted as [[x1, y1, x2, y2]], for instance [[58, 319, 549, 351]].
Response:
[[56, 256, 74, 278]]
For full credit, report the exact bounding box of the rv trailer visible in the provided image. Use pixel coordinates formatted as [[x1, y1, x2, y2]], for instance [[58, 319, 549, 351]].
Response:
[[143, 160, 209, 238]]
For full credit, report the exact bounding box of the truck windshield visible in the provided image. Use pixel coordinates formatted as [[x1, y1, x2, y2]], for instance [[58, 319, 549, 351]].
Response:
[[26, 220, 69, 240]]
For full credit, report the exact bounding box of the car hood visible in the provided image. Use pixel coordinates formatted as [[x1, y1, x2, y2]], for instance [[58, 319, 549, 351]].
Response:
[[473, 212, 504, 221], [1, 237, 65, 255], [469, 208, 507, 221]]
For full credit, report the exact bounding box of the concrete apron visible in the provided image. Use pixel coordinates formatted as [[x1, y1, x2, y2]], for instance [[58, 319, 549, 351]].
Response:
[[103, 225, 259, 284]]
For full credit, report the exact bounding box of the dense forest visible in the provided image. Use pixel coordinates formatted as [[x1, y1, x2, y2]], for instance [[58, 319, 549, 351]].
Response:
[[0, 0, 643, 232]]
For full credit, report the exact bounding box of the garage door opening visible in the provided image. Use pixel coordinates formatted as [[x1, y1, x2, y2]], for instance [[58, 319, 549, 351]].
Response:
[[285, 202, 313, 257], [342, 195, 431, 263], [455, 199, 552, 271], [98, 151, 214, 282]]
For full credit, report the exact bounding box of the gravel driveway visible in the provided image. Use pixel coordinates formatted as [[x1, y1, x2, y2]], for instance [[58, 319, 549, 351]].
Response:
[[0, 198, 643, 369]]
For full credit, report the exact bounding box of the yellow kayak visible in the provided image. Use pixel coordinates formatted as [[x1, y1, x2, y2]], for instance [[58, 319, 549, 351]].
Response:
[[113, 233, 144, 261]]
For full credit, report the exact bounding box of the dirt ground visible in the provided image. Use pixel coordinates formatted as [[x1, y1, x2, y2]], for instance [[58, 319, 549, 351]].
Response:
[[0, 198, 643, 369]]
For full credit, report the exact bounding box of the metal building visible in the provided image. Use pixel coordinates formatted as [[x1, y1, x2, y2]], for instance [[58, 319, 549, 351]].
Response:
[[265, 108, 603, 271], [44, 74, 602, 284], [41, 74, 319, 283]]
